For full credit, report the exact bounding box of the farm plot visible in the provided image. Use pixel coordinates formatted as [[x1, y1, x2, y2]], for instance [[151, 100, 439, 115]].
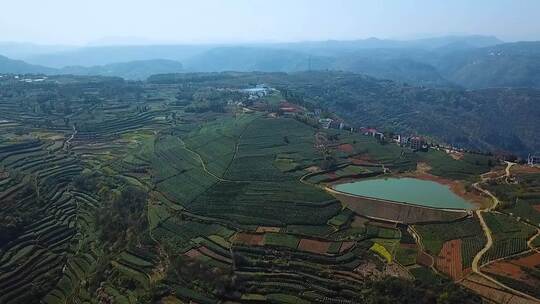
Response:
[[420, 150, 494, 181], [480, 213, 536, 264], [186, 180, 340, 225], [306, 165, 383, 184], [183, 113, 256, 177], [152, 135, 218, 204], [482, 252, 540, 299], [231, 238, 377, 303], [490, 172, 540, 225], [414, 217, 484, 257], [224, 117, 320, 181], [333, 131, 418, 172], [152, 216, 233, 253], [395, 244, 418, 267], [0, 158, 82, 302], [460, 273, 537, 304], [434, 239, 463, 280]]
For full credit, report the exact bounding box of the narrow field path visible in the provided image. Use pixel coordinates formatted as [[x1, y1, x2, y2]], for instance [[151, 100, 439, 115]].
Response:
[[408, 225, 437, 273], [178, 136, 278, 184], [527, 229, 540, 254], [63, 125, 77, 151], [178, 138, 228, 182]]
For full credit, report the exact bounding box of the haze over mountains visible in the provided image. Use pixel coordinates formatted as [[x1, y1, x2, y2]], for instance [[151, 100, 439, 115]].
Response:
[[1, 35, 539, 88]]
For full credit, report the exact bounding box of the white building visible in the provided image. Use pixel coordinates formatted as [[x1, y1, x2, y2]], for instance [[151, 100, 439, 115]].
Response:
[[318, 118, 333, 129]]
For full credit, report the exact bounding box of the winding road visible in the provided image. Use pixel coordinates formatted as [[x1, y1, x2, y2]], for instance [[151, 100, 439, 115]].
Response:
[[470, 162, 539, 302], [472, 162, 515, 273]]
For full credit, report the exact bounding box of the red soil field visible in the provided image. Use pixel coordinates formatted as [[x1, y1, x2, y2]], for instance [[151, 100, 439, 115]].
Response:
[[435, 239, 463, 280], [483, 252, 540, 289], [462, 267, 472, 277], [350, 158, 369, 165], [512, 165, 540, 174], [513, 252, 540, 268], [233, 233, 264, 246], [327, 172, 338, 179], [337, 143, 354, 153], [484, 262, 525, 280], [298, 239, 331, 254], [184, 248, 202, 258], [349, 153, 375, 164], [532, 204, 540, 213], [461, 273, 538, 304]]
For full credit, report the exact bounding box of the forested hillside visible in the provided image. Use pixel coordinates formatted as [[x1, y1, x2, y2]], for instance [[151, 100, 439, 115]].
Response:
[[149, 71, 540, 156], [0, 55, 55, 74], [276, 72, 540, 155]]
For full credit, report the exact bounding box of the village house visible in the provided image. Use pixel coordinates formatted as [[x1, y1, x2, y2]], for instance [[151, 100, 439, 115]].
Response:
[[410, 136, 428, 151], [361, 128, 385, 140], [318, 118, 333, 129]]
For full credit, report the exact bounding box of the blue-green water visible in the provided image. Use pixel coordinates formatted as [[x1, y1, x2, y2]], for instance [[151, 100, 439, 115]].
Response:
[[334, 177, 473, 209]]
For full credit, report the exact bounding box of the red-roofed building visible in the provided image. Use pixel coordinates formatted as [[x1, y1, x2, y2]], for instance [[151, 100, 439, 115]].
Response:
[[279, 101, 304, 115]]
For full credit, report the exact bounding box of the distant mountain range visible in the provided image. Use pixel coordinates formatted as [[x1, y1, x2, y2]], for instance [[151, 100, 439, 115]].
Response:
[[1, 35, 539, 88], [0, 55, 56, 74], [0, 56, 183, 80]]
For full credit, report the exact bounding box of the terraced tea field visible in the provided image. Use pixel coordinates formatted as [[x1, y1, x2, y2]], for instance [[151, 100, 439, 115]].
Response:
[[0, 73, 533, 303]]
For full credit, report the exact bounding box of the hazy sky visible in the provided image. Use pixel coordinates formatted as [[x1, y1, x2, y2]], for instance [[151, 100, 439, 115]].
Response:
[[1, 0, 539, 45]]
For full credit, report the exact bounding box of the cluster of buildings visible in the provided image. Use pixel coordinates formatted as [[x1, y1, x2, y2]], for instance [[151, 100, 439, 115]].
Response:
[[0, 74, 48, 83], [240, 84, 274, 100], [242, 93, 435, 154], [317, 118, 354, 132], [394, 135, 429, 151], [315, 115, 429, 151]]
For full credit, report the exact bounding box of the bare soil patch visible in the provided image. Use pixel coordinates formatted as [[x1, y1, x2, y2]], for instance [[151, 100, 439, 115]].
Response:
[[297, 239, 331, 254], [233, 233, 264, 246], [337, 143, 354, 153], [461, 273, 538, 304], [416, 251, 433, 267], [305, 166, 321, 173], [340, 241, 355, 253], [184, 248, 202, 258], [512, 165, 540, 174], [513, 252, 540, 268], [484, 262, 525, 280], [256, 226, 281, 233], [435, 239, 463, 280]]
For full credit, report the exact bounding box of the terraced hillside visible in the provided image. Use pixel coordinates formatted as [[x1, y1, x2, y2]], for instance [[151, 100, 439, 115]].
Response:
[[0, 73, 533, 303]]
